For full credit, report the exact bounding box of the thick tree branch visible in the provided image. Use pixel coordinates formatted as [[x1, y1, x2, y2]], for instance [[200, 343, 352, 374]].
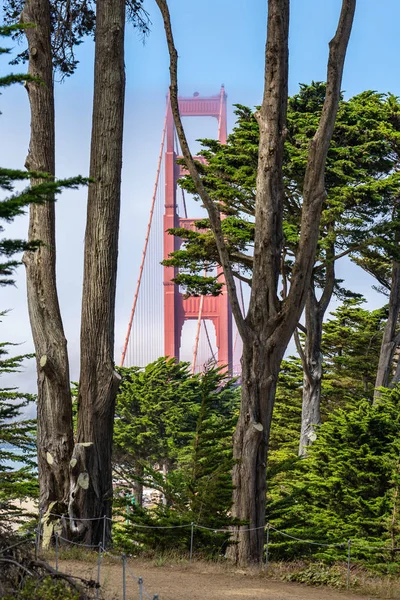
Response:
[[247, 0, 289, 326], [296, 322, 307, 335], [313, 236, 381, 273], [31, 559, 95, 592], [21, 0, 74, 517], [286, 0, 356, 327], [319, 240, 336, 314], [294, 328, 312, 382], [233, 271, 252, 286], [155, 0, 247, 342], [0, 558, 34, 577], [230, 251, 254, 268]]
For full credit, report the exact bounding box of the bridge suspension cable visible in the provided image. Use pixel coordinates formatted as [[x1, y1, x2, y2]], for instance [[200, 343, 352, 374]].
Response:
[[120, 106, 168, 367]]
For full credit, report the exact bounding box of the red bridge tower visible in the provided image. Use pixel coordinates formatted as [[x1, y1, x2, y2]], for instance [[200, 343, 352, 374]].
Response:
[[163, 86, 233, 371]]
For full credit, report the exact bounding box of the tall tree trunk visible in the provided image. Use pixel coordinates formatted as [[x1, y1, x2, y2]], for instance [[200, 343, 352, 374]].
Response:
[[374, 255, 400, 401], [72, 0, 125, 546], [297, 290, 323, 456], [21, 0, 74, 524], [297, 249, 335, 456], [229, 338, 284, 564], [133, 463, 144, 508], [156, 0, 356, 565]]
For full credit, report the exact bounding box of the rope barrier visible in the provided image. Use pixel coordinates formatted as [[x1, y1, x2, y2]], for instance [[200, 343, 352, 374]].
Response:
[[196, 524, 266, 532], [45, 531, 159, 599], [126, 562, 139, 581], [350, 540, 400, 551], [34, 511, 400, 599], [123, 522, 192, 529], [56, 534, 100, 549], [268, 526, 345, 548], [41, 513, 400, 554], [48, 512, 106, 522]]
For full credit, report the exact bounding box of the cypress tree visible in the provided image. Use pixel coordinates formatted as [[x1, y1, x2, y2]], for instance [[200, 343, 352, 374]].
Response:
[[113, 360, 239, 555], [0, 325, 37, 530]]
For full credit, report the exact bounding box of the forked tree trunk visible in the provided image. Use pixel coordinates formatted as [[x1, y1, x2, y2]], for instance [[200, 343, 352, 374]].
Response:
[[157, 0, 356, 565], [73, 0, 125, 545], [21, 0, 74, 523]]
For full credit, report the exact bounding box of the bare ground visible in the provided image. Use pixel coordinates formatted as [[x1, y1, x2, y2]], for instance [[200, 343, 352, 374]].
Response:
[[58, 558, 383, 600]]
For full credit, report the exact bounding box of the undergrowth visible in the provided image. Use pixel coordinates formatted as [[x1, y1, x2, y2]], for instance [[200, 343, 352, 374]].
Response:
[[1, 577, 80, 600]]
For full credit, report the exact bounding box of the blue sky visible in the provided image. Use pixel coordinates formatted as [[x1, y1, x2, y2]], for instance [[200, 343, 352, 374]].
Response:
[[0, 0, 399, 390]]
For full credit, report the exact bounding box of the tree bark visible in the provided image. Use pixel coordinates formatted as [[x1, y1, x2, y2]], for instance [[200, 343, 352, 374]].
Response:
[[156, 0, 356, 564], [133, 463, 144, 508], [374, 256, 400, 401], [74, 0, 125, 546], [297, 246, 335, 456], [296, 290, 323, 456], [21, 0, 74, 524], [229, 336, 284, 564]]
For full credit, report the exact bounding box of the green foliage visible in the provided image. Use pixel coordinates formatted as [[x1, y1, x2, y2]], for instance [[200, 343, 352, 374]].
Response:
[[0, 168, 89, 286], [321, 299, 386, 408], [266, 358, 304, 513], [2, 1, 150, 76], [114, 358, 204, 473], [0, 316, 37, 529], [113, 360, 239, 556], [2, 577, 79, 600], [166, 84, 400, 304], [270, 358, 303, 456], [265, 302, 399, 567], [266, 386, 400, 565], [0, 25, 89, 285], [269, 299, 384, 461], [284, 564, 345, 588]]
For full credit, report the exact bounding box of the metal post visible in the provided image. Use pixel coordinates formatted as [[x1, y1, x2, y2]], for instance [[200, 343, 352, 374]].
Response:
[[102, 514, 107, 550], [35, 507, 43, 560], [138, 576, 143, 600], [55, 533, 59, 573], [347, 539, 351, 589], [122, 554, 126, 600], [96, 543, 102, 600], [35, 525, 39, 561], [190, 522, 194, 563], [265, 524, 270, 572]]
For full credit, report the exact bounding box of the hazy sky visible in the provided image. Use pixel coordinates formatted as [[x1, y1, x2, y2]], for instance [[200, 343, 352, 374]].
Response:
[[0, 0, 398, 396]]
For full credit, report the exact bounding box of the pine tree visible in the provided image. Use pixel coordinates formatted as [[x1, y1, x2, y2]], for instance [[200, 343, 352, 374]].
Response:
[[266, 302, 390, 560], [0, 321, 37, 530], [321, 299, 386, 408], [113, 360, 240, 556], [113, 358, 203, 505], [266, 386, 400, 566], [165, 86, 400, 456]]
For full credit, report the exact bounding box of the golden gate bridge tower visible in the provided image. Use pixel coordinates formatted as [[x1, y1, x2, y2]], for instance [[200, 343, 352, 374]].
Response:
[[121, 86, 242, 374]]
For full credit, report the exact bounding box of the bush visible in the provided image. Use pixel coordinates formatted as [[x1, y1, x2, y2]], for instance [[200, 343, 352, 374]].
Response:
[[267, 386, 400, 565], [2, 577, 79, 600]]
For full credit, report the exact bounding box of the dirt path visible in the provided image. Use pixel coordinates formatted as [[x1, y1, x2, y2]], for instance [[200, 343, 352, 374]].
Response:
[[60, 559, 380, 600]]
